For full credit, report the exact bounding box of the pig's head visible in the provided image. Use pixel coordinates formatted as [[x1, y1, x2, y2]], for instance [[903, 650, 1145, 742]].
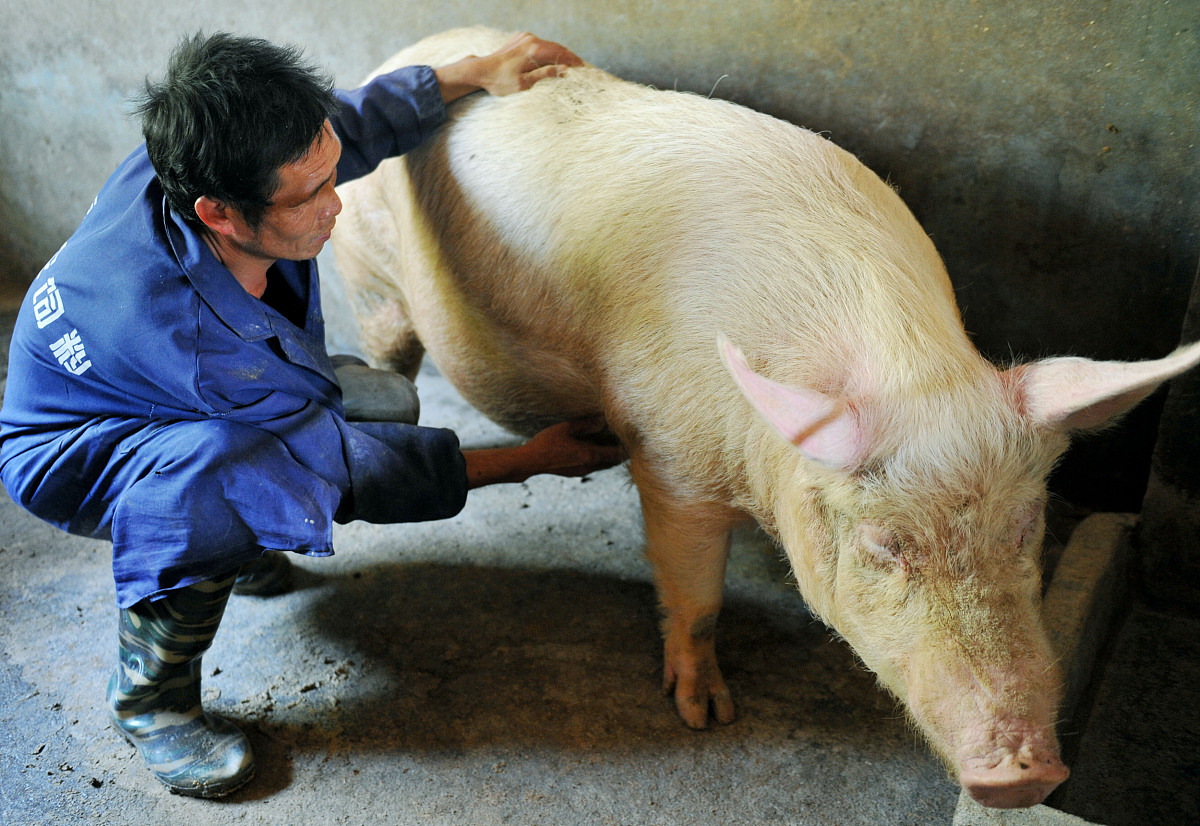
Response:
[[719, 334, 1200, 808]]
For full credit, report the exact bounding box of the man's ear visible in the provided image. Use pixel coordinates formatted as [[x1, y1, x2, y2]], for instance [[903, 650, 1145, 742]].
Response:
[[194, 195, 235, 236]]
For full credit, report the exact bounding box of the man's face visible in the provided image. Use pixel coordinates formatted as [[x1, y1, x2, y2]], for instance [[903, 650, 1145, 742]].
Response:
[[241, 120, 343, 262]]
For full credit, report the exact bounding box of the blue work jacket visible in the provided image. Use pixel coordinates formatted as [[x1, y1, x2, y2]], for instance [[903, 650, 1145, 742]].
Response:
[[0, 65, 468, 607]]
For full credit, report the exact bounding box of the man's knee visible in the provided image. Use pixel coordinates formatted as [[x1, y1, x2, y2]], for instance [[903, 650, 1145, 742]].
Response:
[[112, 418, 333, 568], [120, 418, 329, 524]]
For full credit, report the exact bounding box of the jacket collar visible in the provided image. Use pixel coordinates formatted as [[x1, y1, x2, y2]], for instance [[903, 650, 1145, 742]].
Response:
[[164, 200, 274, 341]]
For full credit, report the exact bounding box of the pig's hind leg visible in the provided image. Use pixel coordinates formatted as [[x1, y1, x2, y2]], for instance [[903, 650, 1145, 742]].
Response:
[[631, 459, 741, 729], [359, 301, 425, 381], [330, 231, 426, 381]]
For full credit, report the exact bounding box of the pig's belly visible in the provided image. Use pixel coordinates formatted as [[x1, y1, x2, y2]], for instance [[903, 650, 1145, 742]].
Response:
[[412, 299, 606, 437]]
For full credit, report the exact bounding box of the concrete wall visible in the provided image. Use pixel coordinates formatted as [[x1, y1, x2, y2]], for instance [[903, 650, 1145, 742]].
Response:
[[1140, 271, 1200, 605], [2, 1, 1196, 510]]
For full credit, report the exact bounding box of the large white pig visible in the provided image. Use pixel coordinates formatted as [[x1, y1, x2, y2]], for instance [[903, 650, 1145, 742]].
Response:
[[331, 27, 1200, 809]]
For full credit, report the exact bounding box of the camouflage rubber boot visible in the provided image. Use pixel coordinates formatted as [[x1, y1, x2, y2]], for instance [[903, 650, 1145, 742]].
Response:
[[232, 549, 294, 596], [331, 354, 420, 424], [107, 573, 255, 797]]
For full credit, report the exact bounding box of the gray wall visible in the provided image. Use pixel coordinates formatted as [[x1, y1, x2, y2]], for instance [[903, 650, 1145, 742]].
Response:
[[3, 1, 1197, 509]]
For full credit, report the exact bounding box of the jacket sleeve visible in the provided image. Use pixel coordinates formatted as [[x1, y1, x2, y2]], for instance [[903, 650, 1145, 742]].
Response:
[[335, 419, 469, 525], [332, 65, 447, 184]]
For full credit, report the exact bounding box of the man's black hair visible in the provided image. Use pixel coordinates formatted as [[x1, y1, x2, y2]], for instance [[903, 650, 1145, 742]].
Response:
[[134, 31, 339, 229]]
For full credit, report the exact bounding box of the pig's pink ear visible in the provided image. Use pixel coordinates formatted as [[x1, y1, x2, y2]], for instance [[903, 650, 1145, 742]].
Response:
[[718, 334, 870, 470], [1010, 340, 1200, 431]]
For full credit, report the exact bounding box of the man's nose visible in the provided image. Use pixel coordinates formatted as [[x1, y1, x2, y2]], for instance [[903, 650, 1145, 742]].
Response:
[[321, 189, 342, 222]]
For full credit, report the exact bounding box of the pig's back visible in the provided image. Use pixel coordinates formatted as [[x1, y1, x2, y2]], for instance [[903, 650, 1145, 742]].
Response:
[[337, 28, 982, 439]]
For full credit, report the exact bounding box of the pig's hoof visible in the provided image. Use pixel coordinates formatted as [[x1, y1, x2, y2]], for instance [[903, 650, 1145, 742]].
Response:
[[665, 674, 737, 729]]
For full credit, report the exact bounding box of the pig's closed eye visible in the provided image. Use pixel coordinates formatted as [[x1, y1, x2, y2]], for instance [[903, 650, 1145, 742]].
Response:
[[858, 523, 904, 569]]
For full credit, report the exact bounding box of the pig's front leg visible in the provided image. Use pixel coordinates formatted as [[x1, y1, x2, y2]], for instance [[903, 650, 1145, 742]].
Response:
[[631, 459, 740, 729]]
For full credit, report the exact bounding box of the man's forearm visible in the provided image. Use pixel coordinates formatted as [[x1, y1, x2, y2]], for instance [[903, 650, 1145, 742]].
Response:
[[461, 418, 626, 490], [433, 58, 489, 105], [461, 445, 535, 490]]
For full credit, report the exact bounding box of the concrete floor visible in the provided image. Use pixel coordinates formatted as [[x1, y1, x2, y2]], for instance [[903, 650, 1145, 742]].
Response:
[[1, 255, 1197, 825]]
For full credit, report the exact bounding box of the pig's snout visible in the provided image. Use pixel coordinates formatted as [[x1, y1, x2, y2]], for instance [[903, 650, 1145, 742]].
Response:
[[958, 747, 1069, 809]]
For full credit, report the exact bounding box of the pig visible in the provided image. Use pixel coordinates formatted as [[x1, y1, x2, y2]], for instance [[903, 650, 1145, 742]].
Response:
[[330, 26, 1200, 809]]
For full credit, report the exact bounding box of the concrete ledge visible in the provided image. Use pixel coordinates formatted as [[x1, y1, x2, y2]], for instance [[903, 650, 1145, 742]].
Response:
[[1042, 513, 1137, 718], [953, 793, 1099, 826], [952, 512, 1137, 826]]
